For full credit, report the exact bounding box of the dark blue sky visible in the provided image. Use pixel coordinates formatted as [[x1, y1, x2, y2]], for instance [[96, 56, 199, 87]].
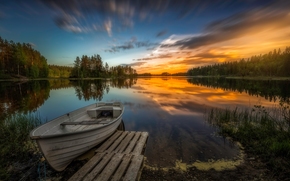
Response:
[[1, 0, 289, 73]]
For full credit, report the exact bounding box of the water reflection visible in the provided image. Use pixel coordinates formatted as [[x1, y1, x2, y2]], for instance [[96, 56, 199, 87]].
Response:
[[188, 77, 290, 102], [121, 77, 289, 167], [124, 78, 243, 167], [0, 78, 137, 120], [2, 77, 289, 169], [0, 80, 50, 120]]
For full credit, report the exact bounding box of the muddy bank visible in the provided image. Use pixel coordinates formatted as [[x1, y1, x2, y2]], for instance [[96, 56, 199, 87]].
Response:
[[140, 155, 274, 181], [8, 151, 279, 181]]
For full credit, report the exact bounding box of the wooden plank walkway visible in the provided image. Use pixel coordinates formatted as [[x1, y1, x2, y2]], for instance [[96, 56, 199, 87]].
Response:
[[68, 131, 149, 181]]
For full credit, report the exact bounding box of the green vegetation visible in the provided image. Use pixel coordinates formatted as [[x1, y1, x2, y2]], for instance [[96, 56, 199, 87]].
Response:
[[0, 113, 43, 180], [188, 46, 290, 77], [0, 36, 137, 79], [207, 102, 290, 179], [0, 37, 49, 79], [48, 65, 73, 78], [138, 73, 152, 76], [70, 54, 137, 78]]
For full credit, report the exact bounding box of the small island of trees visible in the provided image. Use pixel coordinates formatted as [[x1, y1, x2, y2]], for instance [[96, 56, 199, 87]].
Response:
[[70, 54, 137, 78], [0, 36, 137, 79]]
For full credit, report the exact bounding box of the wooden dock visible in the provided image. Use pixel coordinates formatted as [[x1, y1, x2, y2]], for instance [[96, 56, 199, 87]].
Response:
[[68, 131, 149, 181]]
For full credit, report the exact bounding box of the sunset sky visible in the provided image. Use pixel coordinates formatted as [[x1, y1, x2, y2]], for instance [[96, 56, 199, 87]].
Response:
[[1, 0, 290, 74]]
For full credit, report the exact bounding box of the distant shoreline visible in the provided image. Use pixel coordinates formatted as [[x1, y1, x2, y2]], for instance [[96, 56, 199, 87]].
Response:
[[1, 76, 290, 82]]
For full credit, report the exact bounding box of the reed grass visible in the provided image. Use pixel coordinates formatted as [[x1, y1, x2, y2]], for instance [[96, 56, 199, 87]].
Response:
[[0, 113, 43, 180], [207, 102, 290, 178]]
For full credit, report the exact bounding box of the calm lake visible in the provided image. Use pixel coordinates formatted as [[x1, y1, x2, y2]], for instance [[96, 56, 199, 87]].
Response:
[[1, 77, 290, 168]]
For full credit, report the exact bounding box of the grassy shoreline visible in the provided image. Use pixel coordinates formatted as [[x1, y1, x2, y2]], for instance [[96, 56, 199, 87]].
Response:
[[0, 114, 43, 180], [207, 103, 290, 179]]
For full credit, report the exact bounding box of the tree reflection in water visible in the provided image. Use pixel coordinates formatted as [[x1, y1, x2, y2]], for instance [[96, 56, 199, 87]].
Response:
[[0, 78, 137, 120], [187, 77, 290, 103], [0, 80, 50, 120]]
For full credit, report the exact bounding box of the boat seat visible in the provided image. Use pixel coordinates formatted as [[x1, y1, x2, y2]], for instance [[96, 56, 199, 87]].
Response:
[[60, 120, 103, 126], [87, 106, 121, 118]]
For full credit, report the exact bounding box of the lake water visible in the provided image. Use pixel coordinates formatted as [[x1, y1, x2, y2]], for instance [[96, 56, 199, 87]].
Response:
[[1, 77, 289, 169]]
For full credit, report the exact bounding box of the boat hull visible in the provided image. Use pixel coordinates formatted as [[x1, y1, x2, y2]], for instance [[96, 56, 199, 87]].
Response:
[[37, 118, 121, 171], [30, 102, 124, 171]]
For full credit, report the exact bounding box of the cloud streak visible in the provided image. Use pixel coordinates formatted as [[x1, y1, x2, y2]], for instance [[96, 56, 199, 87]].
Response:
[[105, 37, 158, 53], [38, 0, 236, 35], [156, 30, 167, 37], [161, 3, 290, 50], [120, 62, 147, 67], [133, 54, 172, 61]]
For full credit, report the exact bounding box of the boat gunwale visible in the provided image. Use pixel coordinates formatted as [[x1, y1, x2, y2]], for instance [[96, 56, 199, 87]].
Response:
[[30, 102, 124, 140]]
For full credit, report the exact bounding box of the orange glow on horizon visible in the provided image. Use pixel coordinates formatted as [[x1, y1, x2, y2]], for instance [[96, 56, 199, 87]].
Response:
[[135, 26, 290, 74]]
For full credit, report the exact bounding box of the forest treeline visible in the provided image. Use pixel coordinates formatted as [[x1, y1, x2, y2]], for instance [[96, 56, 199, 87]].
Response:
[[70, 55, 137, 78], [0, 37, 137, 79], [0, 37, 49, 78], [187, 47, 290, 77], [48, 65, 73, 78]]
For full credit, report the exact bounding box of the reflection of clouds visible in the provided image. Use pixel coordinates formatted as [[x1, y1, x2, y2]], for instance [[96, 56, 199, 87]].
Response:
[[134, 77, 276, 114], [131, 86, 146, 90], [122, 101, 158, 109], [112, 77, 269, 166], [118, 77, 277, 166]]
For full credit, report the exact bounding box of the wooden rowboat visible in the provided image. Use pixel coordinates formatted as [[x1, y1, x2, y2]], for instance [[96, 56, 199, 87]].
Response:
[[30, 102, 124, 171]]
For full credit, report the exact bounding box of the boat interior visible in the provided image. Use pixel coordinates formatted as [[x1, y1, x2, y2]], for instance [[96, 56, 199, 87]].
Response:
[[57, 105, 123, 133], [31, 102, 123, 137]]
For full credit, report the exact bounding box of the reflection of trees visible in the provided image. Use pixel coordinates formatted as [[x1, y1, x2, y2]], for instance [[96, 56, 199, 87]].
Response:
[[187, 78, 290, 102], [71, 78, 137, 101], [0, 78, 138, 120], [71, 79, 109, 101], [110, 78, 137, 89], [48, 79, 73, 90], [0, 81, 50, 120]]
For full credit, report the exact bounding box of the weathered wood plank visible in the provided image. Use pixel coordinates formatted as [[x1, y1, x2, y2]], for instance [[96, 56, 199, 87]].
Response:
[[83, 153, 115, 181], [110, 154, 132, 181], [96, 131, 122, 152], [123, 132, 141, 154], [68, 152, 105, 181], [114, 131, 135, 153], [132, 132, 148, 155], [69, 131, 148, 181], [106, 131, 128, 152], [123, 155, 144, 181], [96, 153, 124, 181]]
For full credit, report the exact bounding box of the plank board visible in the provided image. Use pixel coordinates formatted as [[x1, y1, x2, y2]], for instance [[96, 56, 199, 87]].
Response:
[[106, 131, 129, 152], [96, 153, 124, 181], [114, 132, 135, 153], [123, 155, 144, 181], [83, 153, 115, 181], [124, 132, 141, 154], [132, 132, 149, 155], [68, 152, 105, 181], [110, 154, 132, 181], [68, 131, 148, 181], [96, 131, 123, 152]]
